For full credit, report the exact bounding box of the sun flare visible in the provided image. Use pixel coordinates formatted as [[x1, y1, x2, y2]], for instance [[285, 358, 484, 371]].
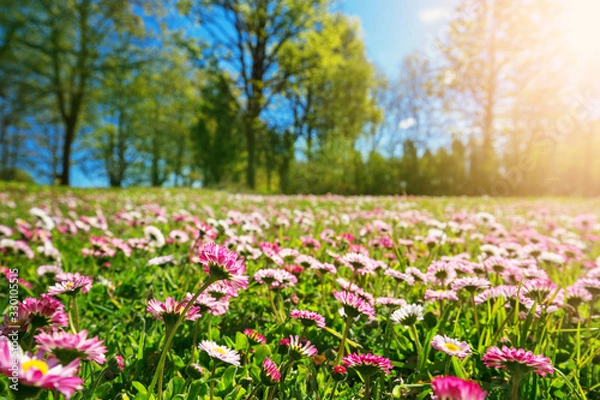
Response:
[[559, 0, 600, 60]]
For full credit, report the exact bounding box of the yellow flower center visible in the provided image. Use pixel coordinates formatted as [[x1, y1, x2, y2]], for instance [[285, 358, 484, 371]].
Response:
[[22, 360, 49, 375], [213, 347, 227, 355], [444, 343, 460, 352], [65, 282, 74, 289]]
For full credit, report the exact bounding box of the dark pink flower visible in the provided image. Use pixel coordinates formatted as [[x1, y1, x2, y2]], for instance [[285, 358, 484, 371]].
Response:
[[290, 309, 326, 328], [431, 376, 487, 400], [198, 243, 248, 290], [342, 352, 393, 376], [482, 346, 554, 377], [36, 330, 107, 364]]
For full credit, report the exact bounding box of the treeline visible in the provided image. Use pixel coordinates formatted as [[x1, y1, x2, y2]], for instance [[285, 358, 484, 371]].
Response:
[[1, 0, 599, 196]]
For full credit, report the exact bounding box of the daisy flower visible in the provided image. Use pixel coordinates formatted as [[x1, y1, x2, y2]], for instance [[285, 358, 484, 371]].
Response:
[[334, 291, 376, 319], [0, 339, 83, 399], [431, 335, 472, 359], [560, 285, 593, 308], [427, 261, 457, 287], [405, 267, 428, 284], [36, 330, 107, 364], [284, 335, 318, 359], [375, 297, 408, 307], [147, 297, 201, 326], [391, 304, 424, 327], [37, 265, 64, 278], [482, 346, 554, 377], [522, 279, 558, 303], [254, 268, 298, 289], [243, 328, 267, 344], [48, 272, 93, 296], [431, 376, 487, 400], [289, 309, 326, 328], [261, 357, 281, 385], [17, 295, 69, 330], [332, 365, 348, 381], [144, 226, 166, 248], [384, 269, 415, 285], [147, 255, 176, 266], [197, 243, 248, 290], [341, 252, 373, 271], [198, 340, 241, 366], [186, 363, 205, 379], [451, 277, 491, 293], [425, 289, 459, 302], [575, 278, 600, 296], [342, 353, 393, 376], [336, 278, 375, 304]]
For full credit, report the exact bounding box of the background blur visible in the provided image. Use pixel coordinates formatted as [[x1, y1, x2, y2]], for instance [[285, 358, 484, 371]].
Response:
[[1, 0, 599, 196]]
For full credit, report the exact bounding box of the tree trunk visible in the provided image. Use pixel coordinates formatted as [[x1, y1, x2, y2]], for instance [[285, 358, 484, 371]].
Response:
[[59, 120, 76, 186], [244, 115, 257, 189]]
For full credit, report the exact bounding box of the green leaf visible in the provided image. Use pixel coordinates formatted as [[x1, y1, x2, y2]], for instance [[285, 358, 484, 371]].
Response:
[[253, 344, 272, 364], [132, 381, 148, 394]]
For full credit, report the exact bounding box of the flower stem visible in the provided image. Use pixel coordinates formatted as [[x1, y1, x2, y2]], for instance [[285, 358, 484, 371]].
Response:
[[364, 376, 372, 400], [510, 374, 522, 400], [471, 294, 479, 331], [209, 362, 216, 400], [328, 382, 339, 400], [244, 384, 262, 400], [268, 289, 282, 324], [191, 319, 200, 362], [149, 278, 216, 396], [410, 325, 422, 371], [335, 316, 352, 364]]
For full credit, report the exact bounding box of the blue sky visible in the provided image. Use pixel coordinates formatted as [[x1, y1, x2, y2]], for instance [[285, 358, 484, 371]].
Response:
[[340, 0, 461, 76], [70, 0, 462, 187]]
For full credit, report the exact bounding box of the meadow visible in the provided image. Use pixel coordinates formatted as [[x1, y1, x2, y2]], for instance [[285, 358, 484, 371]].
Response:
[[1, 185, 599, 399]]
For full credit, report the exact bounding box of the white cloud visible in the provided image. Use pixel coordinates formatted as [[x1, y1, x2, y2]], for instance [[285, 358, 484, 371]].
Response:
[[418, 7, 449, 24], [399, 118, 416, 130]]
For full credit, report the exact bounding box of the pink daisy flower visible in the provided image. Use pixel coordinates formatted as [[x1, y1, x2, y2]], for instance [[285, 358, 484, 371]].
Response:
[[431, 335, 472, 359], [17, 295, 69, 330], [147, 297, 201, 325], [197, 243, 248, 290], [375, 297, 408, 307], [243, 328, 267, 344], [451, 277, 491, 293], [342, 353, 393, 376], [198, 340, 241, 366], [336, 278, 375, 304], [334, 291, 376, 319], [482, 346, 554, 377], [405, 267, 428, 283], [261, 357, 281, 385], [341, 252, 374, 271], [384, 269, 415, 286], [284, 335, 318, 359], [290, 309, 326, 328], [425, 289, 459, 302], [522, 279, 558, 303], [575, 278, 600, 296], [36, 330, 107, 364], [254, 268, 298, 289], [427, 262, 457, 287], [431, 376, 487, 400], [48, 272, 93, 296], [0, 339, 83, 399]]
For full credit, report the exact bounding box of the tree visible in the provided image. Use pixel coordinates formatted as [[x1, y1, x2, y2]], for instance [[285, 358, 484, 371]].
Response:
[[191, 73, 245, 187], [436, 0, 563, 193], [182, 0, 327, 189], [6, 0, 138, 186]]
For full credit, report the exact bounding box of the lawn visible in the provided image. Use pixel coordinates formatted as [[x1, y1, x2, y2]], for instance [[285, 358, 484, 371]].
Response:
[[1, 185, 599, 399]]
